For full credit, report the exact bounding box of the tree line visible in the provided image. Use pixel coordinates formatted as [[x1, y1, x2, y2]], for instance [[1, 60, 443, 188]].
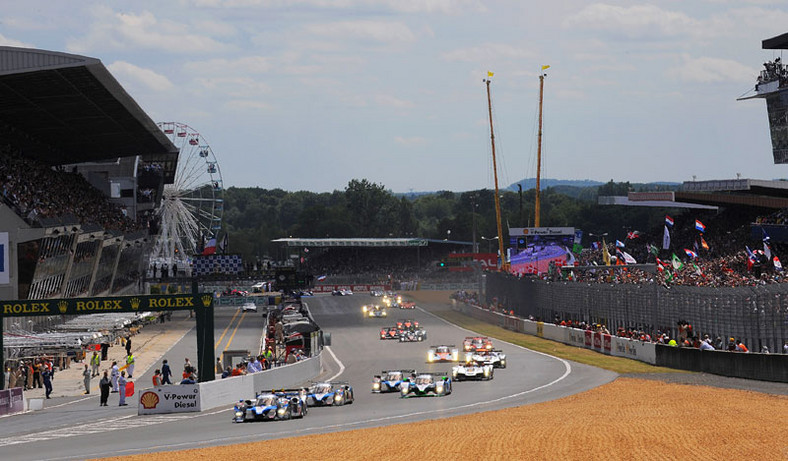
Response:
[[221, 179, 678, 261]]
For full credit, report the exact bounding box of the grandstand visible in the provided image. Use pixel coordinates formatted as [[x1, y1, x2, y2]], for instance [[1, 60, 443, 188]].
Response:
[[0, 46, 178, 331]]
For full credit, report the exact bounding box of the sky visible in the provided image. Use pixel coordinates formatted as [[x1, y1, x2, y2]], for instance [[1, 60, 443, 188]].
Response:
[[2, 1, 788, 193]]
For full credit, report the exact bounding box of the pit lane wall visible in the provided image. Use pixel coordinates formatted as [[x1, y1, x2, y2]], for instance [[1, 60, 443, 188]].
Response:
[[137, 352, 322, 415], [451, 300, 788, 382]]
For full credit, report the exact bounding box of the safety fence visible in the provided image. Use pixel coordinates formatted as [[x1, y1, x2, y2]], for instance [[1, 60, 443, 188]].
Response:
[[485, 273, 788, 354], [451, 298, 788, 382]]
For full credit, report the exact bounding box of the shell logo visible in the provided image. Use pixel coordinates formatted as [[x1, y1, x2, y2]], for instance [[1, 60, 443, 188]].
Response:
[[140, 391, 160, 409]]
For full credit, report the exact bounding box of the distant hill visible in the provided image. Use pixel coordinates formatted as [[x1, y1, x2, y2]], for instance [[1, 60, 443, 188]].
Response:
[[508, 178, 604, 190]]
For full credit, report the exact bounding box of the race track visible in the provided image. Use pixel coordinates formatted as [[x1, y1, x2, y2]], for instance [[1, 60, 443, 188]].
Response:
[[0, 295, 615, 460]]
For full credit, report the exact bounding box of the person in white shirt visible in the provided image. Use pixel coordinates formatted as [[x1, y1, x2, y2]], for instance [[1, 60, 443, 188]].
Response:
[[110, 361, 120, 392]]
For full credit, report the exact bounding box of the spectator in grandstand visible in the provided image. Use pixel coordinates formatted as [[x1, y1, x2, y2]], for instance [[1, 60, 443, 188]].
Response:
[[735, 340, 749, 353], [699, 340, 715, 351], [784, 341, 788, 354]]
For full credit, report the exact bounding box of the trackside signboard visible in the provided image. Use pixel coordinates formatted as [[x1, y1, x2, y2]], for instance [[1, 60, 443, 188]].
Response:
[[0, 293, 214, 317], [138, 384, 201, 415]]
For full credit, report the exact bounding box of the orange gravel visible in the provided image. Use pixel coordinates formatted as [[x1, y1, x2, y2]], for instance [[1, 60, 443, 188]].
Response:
[[99, 378, 788, 460]]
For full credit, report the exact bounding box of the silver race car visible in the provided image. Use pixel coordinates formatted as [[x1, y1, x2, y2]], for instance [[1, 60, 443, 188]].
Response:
[[452, 361, 494, 381]]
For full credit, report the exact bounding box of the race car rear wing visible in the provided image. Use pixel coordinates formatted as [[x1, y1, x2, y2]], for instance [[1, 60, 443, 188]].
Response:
[[429, 345, 456, 348], [381, 369, 416, 374]]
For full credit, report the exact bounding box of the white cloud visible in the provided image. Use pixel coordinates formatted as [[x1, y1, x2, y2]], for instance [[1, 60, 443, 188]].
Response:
[[0, 33, 33, 48], [304, 20, 416, 43], [442, 42, 534, 62], [563, 4, 699, 40], [374, 94, 415, 108], [107, 61, 174, 91], [184, 56, 272, 75], [394, 136, 426, 145], [67, 8, 229, 54], [669, 55, 755, 83], [181, 0, 486, 14]]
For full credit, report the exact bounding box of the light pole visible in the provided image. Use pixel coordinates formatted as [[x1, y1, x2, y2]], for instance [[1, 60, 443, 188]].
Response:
[[446, 229, 451, 241], [481, 236, 499, 253], [471, 194, 479, 253]]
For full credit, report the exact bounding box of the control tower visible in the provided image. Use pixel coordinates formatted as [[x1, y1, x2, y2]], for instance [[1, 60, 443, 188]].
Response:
[[740, 33, 788, 163]]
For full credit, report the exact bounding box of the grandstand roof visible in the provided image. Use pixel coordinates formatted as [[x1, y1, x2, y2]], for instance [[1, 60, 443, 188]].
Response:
[[0, 46, 177, 166], [272, 238, 429, 247], [763, 32, 788, 50]]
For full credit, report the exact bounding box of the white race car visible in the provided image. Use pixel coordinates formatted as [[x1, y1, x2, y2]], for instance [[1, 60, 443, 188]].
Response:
[[451, 361, 494, 381], [464, 349, 507, 368], [240, 302, 257, 312]]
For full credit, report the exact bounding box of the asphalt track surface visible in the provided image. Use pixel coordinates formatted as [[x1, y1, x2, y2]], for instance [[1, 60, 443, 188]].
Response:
[[0, 295, 616, 460]]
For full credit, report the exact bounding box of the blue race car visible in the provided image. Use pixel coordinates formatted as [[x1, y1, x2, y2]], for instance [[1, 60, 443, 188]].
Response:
[[232, 391, 307, 422], [303, 382, 355, 407], [372, 369, 415, 393], [400, 373, 452, 398]]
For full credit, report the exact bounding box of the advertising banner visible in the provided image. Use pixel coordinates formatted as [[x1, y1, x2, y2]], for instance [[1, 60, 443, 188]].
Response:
[[1, 293, 214, 317], [0, 232, 9, 284], [311, 284, 389, 293], [138, 384, 201, 415], [603, 334, 612, 353], [0, 388, 24, 416], [593, 332, 602, 350], [584, 330, 592, 347]]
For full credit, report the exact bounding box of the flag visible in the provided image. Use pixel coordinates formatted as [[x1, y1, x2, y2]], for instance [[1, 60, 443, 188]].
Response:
[[316, 275, 327, 282], [591, 241, 600, 250], [622, 251, 637, 264], [626, 231, 640, 239], [649, 244, 659, 256], [541, 65, 550, 71], [602, 240, 611, 266], [762, 229, 772, 259], [695, 220, 706, 233], [692, 262, 703, 276], [656, 257, 665, 270], [684, 249, 698, 260], [615, 240, 625, 248], [303, 247, 309, 253], [665, 270, 673, 282], [219, 233, 229, 253], [745, 246, 756, 271], [665, 215, 674, 227], [572, 242, 583, 254], [700, 236, 709, 251], [671, 253, 683, 271], [773, 256, 783, 272], [565, 247, 576, 266], [487, 71, 494, 77], [202, 238, 217, 256]]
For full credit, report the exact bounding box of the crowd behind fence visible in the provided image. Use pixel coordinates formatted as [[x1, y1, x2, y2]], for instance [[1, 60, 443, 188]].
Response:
[[485, 272, 788, 354]]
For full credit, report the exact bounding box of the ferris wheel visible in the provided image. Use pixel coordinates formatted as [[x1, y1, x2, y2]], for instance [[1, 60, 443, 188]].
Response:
[[150, 122, 224, 274]]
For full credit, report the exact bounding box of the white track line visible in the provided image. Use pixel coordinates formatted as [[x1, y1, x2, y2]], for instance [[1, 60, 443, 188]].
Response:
[[323, 346, 345, 382]]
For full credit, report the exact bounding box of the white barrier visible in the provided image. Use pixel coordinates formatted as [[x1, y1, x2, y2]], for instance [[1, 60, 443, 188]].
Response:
[[452, 302, 658, 366]]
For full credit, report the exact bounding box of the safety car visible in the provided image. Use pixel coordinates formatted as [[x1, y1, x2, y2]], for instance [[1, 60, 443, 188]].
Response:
[[463, 336, 493, 352], [400, 373, 452, 397], [427, 345, 459, 362], [232, 391, 307, 422], [452, 361, 494, 381], [465, 349, 507, 368], [372, 369, 415, 393], [303, 382, 354, 406]]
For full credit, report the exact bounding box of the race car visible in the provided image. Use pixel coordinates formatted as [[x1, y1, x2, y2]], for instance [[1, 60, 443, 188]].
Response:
[[363, 304, 387, 318], [400, 373, 452, 397], [427, 345, 459, 362], [380, 326, 400, 340], [232, 391, 307, 422], [332, 289, 353, 296], [463, 336, 493, 352], [240, 302, 257, 312], [465, 349, 507, 368], [303, 382, 354, 407], [399, 328, 427, 342], [396, 319, 419, 331], [399, 301, 416, 309], [452, 361, 494, 381], [370, 290, 384, 297], [372, 369, 415, 393]]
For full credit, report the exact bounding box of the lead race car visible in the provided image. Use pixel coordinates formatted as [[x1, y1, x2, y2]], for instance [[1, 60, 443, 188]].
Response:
[[452, 360, 494, 381], [463, 336, 493, 352], [465, 349, 507, 368], [303, 381, 354, 406], [372, 369, 415, 393], [400, 372, 452, 398], [232, 390, 307, 422], [427, 345, 459, 362]]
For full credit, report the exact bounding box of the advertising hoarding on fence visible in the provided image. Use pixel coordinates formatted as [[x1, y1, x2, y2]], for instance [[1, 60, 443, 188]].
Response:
[[312, 284, 389, 293], [138, 384, 201, 415], [0, 388, 24, 416]]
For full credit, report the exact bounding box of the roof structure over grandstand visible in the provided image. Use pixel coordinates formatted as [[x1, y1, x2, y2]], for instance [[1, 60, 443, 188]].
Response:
[[601, 178, 788, 210], [272, 237, 429, 247], [762, 32, 788, 49], [0, 46, 177, 167]]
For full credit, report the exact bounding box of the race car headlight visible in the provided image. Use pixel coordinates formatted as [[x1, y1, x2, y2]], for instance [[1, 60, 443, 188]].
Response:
[[427, 354, 434, 362], [235, 411, 243, 417], [362, 306, 368, 312], [401, 387, 408, 395], [372, 383, 380, 390], [382, 311, 387, 316], [452, 352, 459, 361], [277, 408, 286, 415], [484, 369, 490, 376], [436, 385, 444, 393]]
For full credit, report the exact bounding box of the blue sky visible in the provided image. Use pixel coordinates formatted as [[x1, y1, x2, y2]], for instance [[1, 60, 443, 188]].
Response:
[[2, 1, 788, 192]]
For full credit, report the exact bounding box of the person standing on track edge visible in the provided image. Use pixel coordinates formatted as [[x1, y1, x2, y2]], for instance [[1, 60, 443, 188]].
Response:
[[118, 371, 128, 406], [90, 351, 100, 377], [42, 366, 53, 399], [111, 361, 120, 392], [125, 335, 132, 356], [126, 352, 135, 378], [160, 359, 172, 385], [99, 371, 110, 406], [82, 364, 91, 394]]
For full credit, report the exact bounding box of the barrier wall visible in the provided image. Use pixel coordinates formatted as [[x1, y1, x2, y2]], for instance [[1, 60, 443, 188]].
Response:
[[0, 387, 24, 416], [655, 345, 788, 383]]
